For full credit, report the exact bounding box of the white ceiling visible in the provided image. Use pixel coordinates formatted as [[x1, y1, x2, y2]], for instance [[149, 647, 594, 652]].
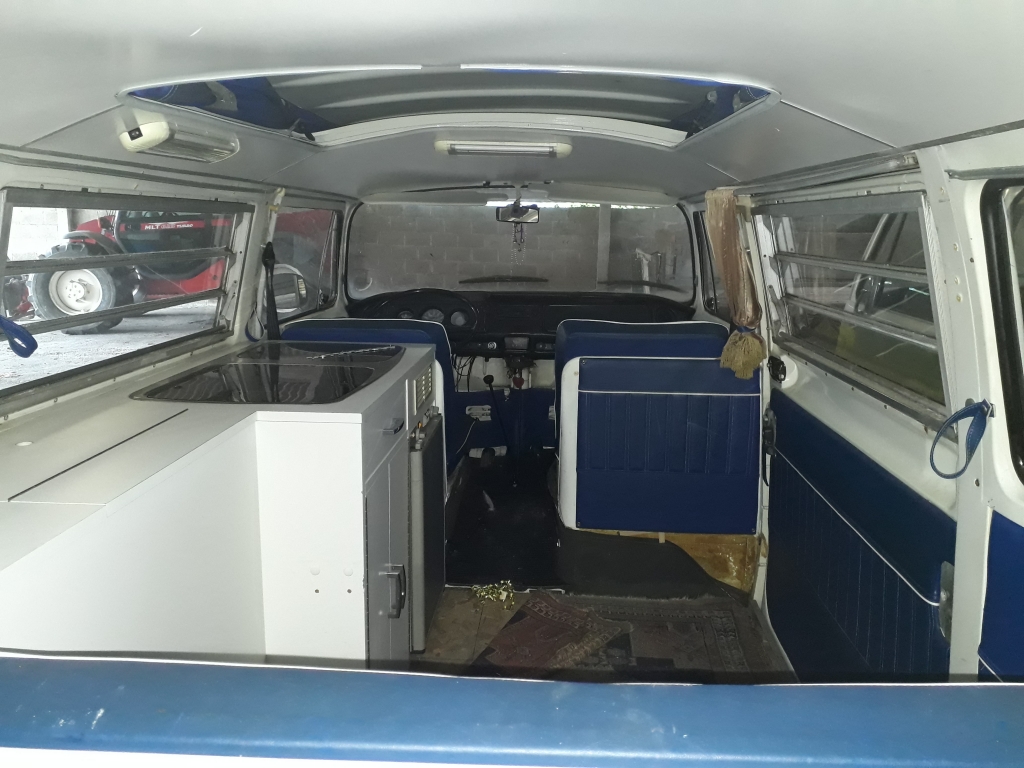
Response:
[[4, 1, 1023, 201]]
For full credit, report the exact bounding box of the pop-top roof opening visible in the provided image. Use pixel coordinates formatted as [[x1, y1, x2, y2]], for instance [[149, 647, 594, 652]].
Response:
[[128, 67, 770, 140]]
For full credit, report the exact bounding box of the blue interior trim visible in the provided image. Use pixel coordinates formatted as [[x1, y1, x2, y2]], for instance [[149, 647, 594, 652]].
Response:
[[979, 511, 1024, 680], [554, 320, 729, 427], [767, 391, 954, 681], [771, 391, 955, 602], [575, 361, 760, 534], [2, 658, 1023, 765], [579, 356, 759, 395]]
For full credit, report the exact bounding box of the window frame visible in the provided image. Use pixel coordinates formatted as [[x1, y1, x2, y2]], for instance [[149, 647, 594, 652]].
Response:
[[0, 187, 254, 405], [272, 206, 343, 323], [753, 189, 952, 430], [694, 209, 731, 322], [342, 201, 698, 306], [981, 178, 1024, 485]]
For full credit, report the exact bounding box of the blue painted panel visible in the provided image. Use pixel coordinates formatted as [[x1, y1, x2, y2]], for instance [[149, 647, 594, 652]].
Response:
[[980, 511, 1024, 680], [767, 454, 950, 681], [576, 389, 759, 533], [767, 391, 953, 681], [770, 391, 955, 602], [579, 356, 760, 395], [2, 658, 1024, 765]]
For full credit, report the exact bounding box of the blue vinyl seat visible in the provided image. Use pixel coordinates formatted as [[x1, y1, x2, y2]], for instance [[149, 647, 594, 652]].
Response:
[[554, 320, 761, 535]]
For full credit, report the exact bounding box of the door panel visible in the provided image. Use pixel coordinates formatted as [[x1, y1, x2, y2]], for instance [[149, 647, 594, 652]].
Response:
[[979, 512, 1024, 679], [767, 390, 954, 680]]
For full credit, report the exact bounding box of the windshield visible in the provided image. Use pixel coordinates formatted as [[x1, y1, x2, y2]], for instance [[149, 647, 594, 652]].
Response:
[[346, 202, 694, 301]]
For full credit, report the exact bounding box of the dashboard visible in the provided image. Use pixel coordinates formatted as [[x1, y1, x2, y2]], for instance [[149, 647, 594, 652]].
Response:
[[348, 289, 694, 358]]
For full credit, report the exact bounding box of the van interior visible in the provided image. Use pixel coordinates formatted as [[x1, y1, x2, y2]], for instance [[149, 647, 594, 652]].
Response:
[[1, 2, 1024, 763]]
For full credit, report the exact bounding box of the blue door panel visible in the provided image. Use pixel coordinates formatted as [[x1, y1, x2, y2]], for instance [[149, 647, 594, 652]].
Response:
[[767, 391, 953, 680], [980, 511, 1024, 680]]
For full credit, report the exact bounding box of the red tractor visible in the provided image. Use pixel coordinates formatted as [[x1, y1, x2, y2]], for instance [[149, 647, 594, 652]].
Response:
[[2, 210, 232, 334]]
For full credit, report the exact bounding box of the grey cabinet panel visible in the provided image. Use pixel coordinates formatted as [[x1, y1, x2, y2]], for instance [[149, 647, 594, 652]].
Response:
[[365, 440, 411, 668]]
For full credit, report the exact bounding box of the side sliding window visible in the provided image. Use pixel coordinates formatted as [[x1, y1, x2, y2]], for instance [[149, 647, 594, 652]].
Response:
[[754, 192, 949, 426]]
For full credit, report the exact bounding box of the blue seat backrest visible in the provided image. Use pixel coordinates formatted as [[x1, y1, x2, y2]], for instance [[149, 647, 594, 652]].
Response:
[[554, 320, 730, 426], [283, 319, 457, 464], [766, 390, 955, 681], [572, 356, 761, 534]]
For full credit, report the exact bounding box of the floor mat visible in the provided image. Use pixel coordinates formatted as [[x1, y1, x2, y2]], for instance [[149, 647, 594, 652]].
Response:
[[422, 589, 792, 683], [473, 593, 628, 673], [445, 453, 562, 588], [555, 594, 790, 683]]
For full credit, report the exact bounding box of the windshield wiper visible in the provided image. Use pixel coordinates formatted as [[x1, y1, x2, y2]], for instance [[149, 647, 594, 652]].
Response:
[[598, 280, 688, 293], [458, 275, 550, 285]]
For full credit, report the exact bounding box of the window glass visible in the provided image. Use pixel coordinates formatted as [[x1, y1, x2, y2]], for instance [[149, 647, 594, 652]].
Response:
[[695, 211, 730, 321], [271, 208, 338, 319], [1004, 186, 1024, 317], [0, 199, 248, 394], [764, 200, 945, 405], [346, 203, 694, 302], [986, 184, 1024, 483]]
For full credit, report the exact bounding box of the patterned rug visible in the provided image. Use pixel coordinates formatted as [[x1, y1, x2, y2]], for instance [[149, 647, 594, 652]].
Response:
[[473, 592, 789, 682], [473, 593, 629, 673]]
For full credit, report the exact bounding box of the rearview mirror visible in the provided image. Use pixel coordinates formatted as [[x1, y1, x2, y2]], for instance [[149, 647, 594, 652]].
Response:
[[495, 203, 540, 224]]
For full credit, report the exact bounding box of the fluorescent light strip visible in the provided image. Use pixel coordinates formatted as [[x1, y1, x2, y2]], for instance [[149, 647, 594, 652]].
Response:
[[434, 140, 572, 158]]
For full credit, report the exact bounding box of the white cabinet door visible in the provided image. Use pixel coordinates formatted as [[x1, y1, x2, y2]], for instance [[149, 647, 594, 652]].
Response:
[[365, 441, 410, 668]]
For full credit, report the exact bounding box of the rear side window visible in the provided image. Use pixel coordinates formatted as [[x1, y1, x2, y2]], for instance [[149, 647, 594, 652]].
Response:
[[756, 192, 947, 411], [983, 182, 1024, 483], [0, 189, 251, 395], [696, 211, 730, 321], [270, 207, 339, 319]]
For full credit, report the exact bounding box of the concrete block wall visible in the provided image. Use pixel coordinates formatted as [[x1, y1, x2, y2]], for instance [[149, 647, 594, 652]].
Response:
[[347, 204, 693, 300]]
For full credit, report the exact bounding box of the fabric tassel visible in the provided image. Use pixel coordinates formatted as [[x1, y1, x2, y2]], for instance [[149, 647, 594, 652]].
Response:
[[720, 327, 765, 380]]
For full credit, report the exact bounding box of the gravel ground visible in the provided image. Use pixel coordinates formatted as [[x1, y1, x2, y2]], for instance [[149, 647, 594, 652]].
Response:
[[0, 302, 218, 392]]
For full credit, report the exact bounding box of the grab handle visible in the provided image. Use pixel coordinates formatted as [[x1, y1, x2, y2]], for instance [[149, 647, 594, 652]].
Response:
[[930, 399, 992, 479]]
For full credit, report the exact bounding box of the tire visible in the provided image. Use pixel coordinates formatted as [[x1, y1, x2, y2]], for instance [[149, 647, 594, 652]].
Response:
[[27, 241, 124, 334]]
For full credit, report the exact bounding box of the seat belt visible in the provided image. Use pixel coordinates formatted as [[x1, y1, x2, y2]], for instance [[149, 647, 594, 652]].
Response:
[[256, 188, 287, 343], [262, 241, 281, 342]]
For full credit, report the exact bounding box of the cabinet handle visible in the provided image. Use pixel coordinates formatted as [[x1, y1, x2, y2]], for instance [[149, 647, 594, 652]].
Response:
[[382, 418, 405, 435], [385, 565, 407, 619]]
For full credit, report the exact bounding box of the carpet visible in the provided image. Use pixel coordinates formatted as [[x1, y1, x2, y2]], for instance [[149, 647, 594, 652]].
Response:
[[473, 592, 791, 682], [472, 593, 628, 673]]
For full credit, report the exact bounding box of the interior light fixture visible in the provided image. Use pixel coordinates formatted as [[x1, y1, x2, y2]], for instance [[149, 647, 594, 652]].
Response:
[[118, 119, 239, 163], [434, 140, 572, 158]]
